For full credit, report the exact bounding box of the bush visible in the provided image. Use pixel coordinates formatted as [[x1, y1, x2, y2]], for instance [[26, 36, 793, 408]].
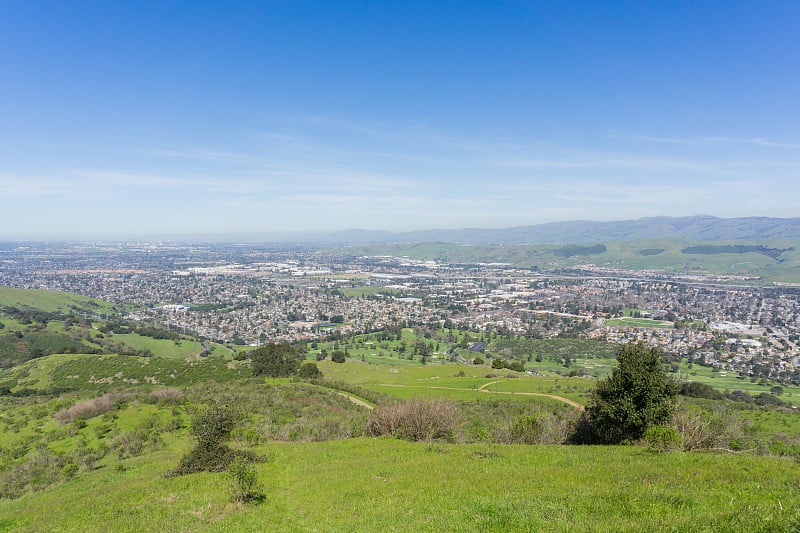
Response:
[[331, 350, 346, 363], [251, 343, 303, 377], [644, 426, 682, 452], [491, 358, 505, 369], [472, 357, 484, 365], [670, 402, 754, 452], [506, 360, 525, 372], [227, 456, 264, 503], [366, 399, 460, 442], [510, 415, 541, 444], [54, 392, 123, 424], [298, 362, 322, 379], [170, 404, 245, 475], [232, 427, 261, 447], [148, 387, 184, 404], [0, 447, 64, 499]]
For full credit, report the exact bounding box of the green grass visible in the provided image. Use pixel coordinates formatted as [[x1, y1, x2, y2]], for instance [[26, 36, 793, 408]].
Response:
[[339, 286, 401, 297], [1, 437, 799, 532], [677, 360, 800, 407], [111, 334, 204, 358], [2, 350, 800, 531], [316, 360, 592, 407], [605, 317, 674, 328], [0, 286, 116, 314]]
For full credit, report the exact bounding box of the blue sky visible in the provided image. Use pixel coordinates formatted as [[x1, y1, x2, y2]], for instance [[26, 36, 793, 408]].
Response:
[[1, 0, 799, 239]]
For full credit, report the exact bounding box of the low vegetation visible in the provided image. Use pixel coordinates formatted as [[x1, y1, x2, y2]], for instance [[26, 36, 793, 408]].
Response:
[[1, 289, 800, 530], [366, 399, 460, 442]]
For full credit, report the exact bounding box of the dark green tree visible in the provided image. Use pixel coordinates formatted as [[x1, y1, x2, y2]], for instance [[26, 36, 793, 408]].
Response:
[[583, 343, 678, 444], [507, 360, 525, 372], [171, 404, 242, 475], [250, 343, 303, 377], [331, 350, 346, 363], [298, 361, 322, 379]]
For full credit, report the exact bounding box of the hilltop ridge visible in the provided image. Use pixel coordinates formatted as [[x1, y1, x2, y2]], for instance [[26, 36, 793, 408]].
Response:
[[326, 215, 800, 245]]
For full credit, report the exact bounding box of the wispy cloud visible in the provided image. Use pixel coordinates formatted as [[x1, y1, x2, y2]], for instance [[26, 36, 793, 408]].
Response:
[[616, 132, 800, 150]]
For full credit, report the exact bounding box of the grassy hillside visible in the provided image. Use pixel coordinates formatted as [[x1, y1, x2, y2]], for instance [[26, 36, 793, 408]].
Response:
[[0, 354, 250, 393], [0, 287, 118, 314], [1, 437, 799, 532], [0, 289, 234, 371], [2, 288, 800, 531], [2, 352, 800, 531], [342, 238, 800, 283]]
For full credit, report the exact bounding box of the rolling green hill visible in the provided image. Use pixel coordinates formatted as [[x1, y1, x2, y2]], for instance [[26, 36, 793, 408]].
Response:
[[341, 238, 800, 283], [0, 287, 118, 314], [1, 433, 799, 531]]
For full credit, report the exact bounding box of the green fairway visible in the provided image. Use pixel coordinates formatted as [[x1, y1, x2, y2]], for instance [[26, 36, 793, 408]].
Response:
[[605, 317, 674, 328], [339, 286, 401, 297], [317, 360, 591, 406], [677, 359, 800, 407]]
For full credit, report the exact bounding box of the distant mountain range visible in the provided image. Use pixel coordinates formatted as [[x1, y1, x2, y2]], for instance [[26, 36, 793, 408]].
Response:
[[324, 216, 800, 245]]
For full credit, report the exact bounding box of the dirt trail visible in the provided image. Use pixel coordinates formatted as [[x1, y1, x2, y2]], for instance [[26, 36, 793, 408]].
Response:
[[479, 381, 584, 410], [376, 382, 585, 411], [336, 391, 374, 410]]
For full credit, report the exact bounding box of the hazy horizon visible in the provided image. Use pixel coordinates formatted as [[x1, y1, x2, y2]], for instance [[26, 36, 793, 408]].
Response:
[[2, 1, 799, 239]]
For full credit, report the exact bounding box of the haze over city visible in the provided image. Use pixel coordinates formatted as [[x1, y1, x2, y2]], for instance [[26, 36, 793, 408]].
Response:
[[2, 1, 799, 239]]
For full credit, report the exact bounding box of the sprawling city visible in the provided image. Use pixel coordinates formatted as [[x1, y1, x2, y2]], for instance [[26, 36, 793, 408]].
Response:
[[2, 241, 798, 384]]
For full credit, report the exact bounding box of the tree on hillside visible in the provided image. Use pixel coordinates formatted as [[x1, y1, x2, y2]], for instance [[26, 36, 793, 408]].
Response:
[[171, 404, 242, 475], [298, 361, 322, 379], [580, 343, 678, 444], [250, 343, 303, 377]]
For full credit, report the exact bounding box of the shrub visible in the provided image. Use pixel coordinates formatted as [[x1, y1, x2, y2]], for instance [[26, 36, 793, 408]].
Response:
[[491, 358, 505, 369], [170, 404, 245, 475], [644, 426, 682, 452], [506, 360, 525, 372], [232, 427, 261, 447], [148, 387, 184, 404], [331, 350, 346, 363], [227, 456, 264, 503], [366, 399, 459, 442], [510, 415, 541, 444], [109, 429, 149, 459], [54, 392, 123, 424], [0, 447, 64, 499], [61, 463, 79, 479], [472, 357, 484, 365], [670, 402, 754, 452], [298, 362, 322, 379]]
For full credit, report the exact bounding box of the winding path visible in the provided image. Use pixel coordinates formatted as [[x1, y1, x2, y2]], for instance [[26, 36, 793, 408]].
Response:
[[376, 381, 585, 411], [336, 391, 374, 410], [478, 381, 585, 410]]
